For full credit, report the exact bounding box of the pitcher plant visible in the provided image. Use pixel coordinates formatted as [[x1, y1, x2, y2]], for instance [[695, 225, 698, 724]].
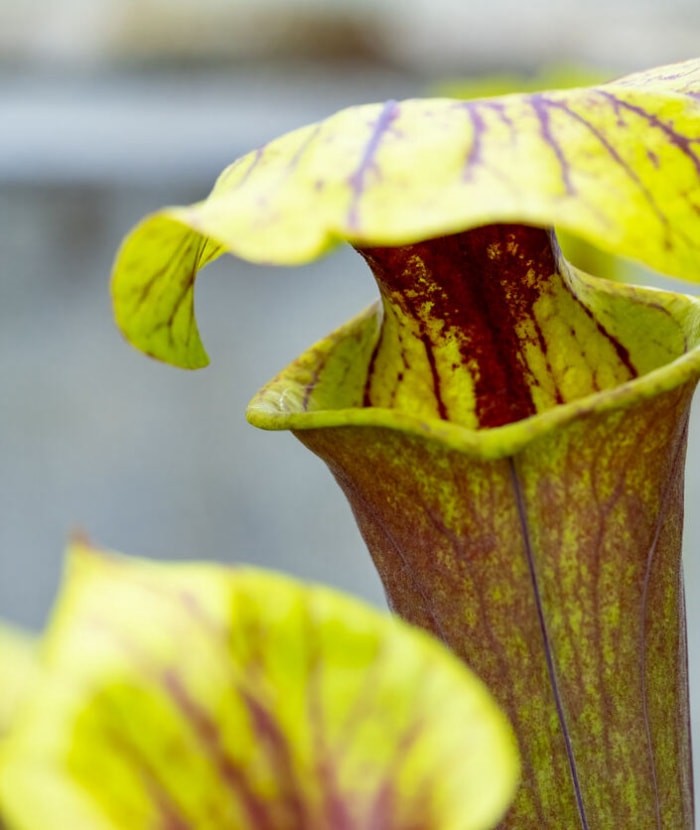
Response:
[[109, 58, 700, 827]]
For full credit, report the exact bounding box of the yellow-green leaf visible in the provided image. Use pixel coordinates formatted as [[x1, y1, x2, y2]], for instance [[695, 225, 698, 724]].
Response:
[[0, 623, 38, 739], [112, 58, 700, 368], [0, 623, 38, 830], [435, 64, 613, 100], [0, 541, 519, 830]]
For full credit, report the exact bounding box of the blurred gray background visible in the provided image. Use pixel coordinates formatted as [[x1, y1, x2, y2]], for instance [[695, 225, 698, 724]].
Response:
[[2, 0, 700, 779]]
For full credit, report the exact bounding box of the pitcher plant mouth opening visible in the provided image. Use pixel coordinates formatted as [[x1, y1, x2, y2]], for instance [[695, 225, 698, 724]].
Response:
[[247, 223, 700, 459]]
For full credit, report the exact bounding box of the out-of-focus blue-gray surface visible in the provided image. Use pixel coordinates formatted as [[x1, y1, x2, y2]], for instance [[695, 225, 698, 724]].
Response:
[[3, 54, 700, 796], [0, 68, 421, 628]]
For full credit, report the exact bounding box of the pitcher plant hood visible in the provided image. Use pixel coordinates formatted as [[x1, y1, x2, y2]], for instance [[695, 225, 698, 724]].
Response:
[[112, 58, 700, 369], [112, 58, 700, 828]]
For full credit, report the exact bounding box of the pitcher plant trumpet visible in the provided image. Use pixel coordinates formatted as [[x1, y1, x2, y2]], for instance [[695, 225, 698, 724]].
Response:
[[111, 58, 700, 827]]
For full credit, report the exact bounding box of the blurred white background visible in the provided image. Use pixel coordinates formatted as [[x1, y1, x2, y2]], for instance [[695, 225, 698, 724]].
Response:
[[1, 0, 700, 784]]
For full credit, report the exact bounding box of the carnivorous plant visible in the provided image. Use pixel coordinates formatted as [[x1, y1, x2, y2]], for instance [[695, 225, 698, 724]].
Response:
[[10, 57, 698, 828]]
